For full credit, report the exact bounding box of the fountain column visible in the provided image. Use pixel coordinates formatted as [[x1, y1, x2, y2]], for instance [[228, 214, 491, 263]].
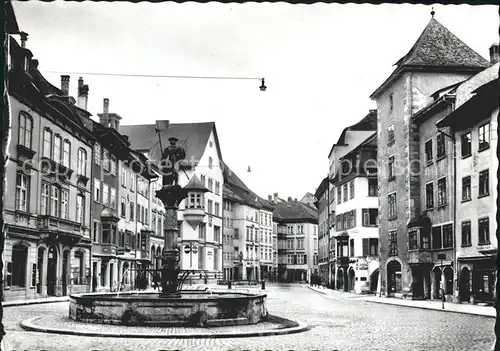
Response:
[[156, 185, 188, 298]]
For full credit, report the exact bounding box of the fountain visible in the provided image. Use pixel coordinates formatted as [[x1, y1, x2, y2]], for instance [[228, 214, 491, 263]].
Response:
[[69, 136, 268, 327]]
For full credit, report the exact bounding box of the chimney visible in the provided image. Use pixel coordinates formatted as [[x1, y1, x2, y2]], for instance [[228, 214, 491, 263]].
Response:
[[60, 75, 70, 96], [489, 44, 499, 64], [273, 192, 278, 204], [77, 77, 89, 110], [20, 32, 28, 48], [287, 197, 292, 202], [268, 195, 272, 201], [155, 120, 170, 133], [100, 98, 110, 127], [294, 198, 298, 202]]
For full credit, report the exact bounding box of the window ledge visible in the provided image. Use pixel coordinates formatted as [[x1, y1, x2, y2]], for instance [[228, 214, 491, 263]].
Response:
[[461, 198, 471, 203], [436, 204, 447, 209], [388, 216, 397, 221], [426, 207, 434, 211], [426, 160, 433, 166], [478, 241, 491, 246], [388, 176, 396, 182], [461, 244, 472, 248], [478, 145, 490, 153], [461, 154, 471, 160], [478, 193, 490, 199], [436, 155, 447, 162]]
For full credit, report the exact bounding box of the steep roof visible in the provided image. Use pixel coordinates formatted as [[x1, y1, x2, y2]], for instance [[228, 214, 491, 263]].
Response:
[[273, 200, 318, 224], [371, 18, 490, 99], [120, 122, 222, 167], [222, 162, 274, 211], [328, 110, 377, 158]]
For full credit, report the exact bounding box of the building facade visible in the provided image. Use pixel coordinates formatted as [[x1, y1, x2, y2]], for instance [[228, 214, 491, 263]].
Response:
[[314, 177, 330, 284], [371, 17, 491, 299], [5, 37, 94, 300]]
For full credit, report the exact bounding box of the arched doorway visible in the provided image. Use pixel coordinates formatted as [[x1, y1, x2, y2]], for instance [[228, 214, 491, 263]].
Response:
[[36, 247, 45, 294], [443, 266, 453, 295], [348, 268, 355, 292], [336, 268, 344, 291], [47, 245, 58, 296], [62, 250, 70, 296], [370, 269, 379, 293], [459, 267, 471, 302], [387, 261, 402, 296], [433, 266, 442, 299], [12, 244, 28, 289], [122, 262, 130, 285]]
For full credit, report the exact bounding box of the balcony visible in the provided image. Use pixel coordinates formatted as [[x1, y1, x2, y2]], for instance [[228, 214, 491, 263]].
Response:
[[95, 243, 117, 256], [278, 247, 287, 253], [16, 144, 36, 161], [37, 215, 82, 246], [40, 157, 74, 182], [183, 206, 206, 229], [408, 249, 432, 265]]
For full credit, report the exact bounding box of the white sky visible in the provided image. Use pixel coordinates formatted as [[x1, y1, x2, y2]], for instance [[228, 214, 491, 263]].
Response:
[[12, 2, 499, 201]]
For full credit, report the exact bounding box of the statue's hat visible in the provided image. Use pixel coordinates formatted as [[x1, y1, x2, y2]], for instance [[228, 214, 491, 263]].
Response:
[[168, 137, 179, 143]]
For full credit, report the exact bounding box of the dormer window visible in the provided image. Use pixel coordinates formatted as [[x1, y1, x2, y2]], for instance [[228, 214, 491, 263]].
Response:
[[188, 192, 203, 209]]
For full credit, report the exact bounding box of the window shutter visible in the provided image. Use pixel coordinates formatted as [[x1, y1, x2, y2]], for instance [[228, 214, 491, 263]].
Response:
[[362, 238, 369, 256]]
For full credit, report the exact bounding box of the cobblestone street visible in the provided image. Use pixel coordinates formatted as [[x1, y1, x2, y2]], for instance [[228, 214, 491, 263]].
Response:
[[3, 283, 495, 351]]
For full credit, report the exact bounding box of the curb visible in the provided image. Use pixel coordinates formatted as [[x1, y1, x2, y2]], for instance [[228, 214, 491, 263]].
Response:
[[361, 298, 496, 318], [20, 315, 310, 339], [3, 297, 70, 307], [307, 286, 327, 295]]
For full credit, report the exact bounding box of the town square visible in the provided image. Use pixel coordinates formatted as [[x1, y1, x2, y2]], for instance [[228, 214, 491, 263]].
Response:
[[1, 1, 498, 350]]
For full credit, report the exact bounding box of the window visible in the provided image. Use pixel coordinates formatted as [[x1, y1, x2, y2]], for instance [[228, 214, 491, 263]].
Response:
[[387, 124, 395, 145], [287, 239, 294, 249], [130, 172, 135, 191], [61, 189, 69, 219], [200, 175, 206, 186], [432, 226, 442, 250], [94, 143, 101, 165], [54, 135, 62, 163], [103, 150, 110, 172], [110, 187, 116, 209], [110, 155, 117, 175], [50, 185, 59, 217], [121, 197, 126, 218], [349, 239, 354, 257], [479, 170, 489, 197], [389, 230, 397, 256], [362, 209, 378, 226], [348, 210, 356, 228], [462, 176, 471, 201], [349, 181, 355, 199], [43, 129, 52, 159], [102, 184, 109, 206], [121, 167, 126, 187], [188, 192, 203, 208], [62, 140, 71, 168], [461, 221, 471, 246], [437, 178, 447, 206], [337, 187, 342, 204], [130, 202, 134, 220], [426, 183, 434, 209], [93, 221, 100, 243], [408, 230, 418, 250], [389, 93, 393, 111], [207, 200, 213, 214], [461, 133, 471, 157], [443, 224, 453, 248], [368, 179, 377, 196], [77, 148, 87, 176], [215, 181, 220, 195], [41, 183, 49, 215], [421, 229, 430, 249], [215, 202, 220, 216], [15, 173, 29, 211], [388, 156, 395, 179], [214, 226, 221, 243], [478, 123, 490, 151], [207, 178, 213, 192], [93, 179, 100, 202], [478, 218, 490, 245], [208, 157, 213, 169], [343, 183, 348, 202], [388, 193, 396, 219], [199, 223, 206, 241], [436, 133, 445, 159], [425, 140, 433, 163], [18, 113, 33, 148], [76, 195, 85, 224]]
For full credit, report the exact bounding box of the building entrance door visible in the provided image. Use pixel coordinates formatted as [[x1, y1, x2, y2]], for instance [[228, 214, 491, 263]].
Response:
[[47, 246, 58, 296]]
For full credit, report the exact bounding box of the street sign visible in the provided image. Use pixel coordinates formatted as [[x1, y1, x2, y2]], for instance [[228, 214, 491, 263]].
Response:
[[184, 245, 191, 254], [192, 245, 198, 254], [437, 254, 446, 260]]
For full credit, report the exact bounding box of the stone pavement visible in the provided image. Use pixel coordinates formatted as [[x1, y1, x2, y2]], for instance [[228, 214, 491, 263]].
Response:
[[307, 285, 496, 318], [3, 283, 495, 351]]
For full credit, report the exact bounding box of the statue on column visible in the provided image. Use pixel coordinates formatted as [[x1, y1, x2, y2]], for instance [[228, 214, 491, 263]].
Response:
[[161, 137, 186, 187]]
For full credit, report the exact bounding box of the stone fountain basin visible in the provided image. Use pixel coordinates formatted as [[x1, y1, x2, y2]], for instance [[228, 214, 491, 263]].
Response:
[[69, 291, 268, 327]]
